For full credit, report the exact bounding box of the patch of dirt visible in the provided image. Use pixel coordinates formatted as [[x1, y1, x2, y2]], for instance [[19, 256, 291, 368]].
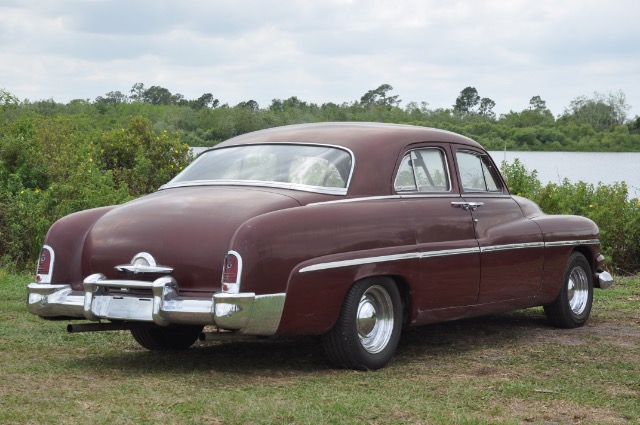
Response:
[[500, 397, 630, 425], [400, 311, 640, 353]]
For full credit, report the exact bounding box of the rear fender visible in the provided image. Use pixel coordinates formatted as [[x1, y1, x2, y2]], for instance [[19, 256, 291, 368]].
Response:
[[43, 206, 117, 288], [276, 253, 418, 336]]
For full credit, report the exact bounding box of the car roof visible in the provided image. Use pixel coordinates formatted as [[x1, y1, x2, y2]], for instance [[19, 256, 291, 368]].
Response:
[[214, 122, 484, 196], [217, 122, 481, 151]]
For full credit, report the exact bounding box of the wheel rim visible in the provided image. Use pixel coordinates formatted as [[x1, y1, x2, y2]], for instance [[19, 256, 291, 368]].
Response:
[[567, 265, 589, 315], [356, 285, 394, 354]]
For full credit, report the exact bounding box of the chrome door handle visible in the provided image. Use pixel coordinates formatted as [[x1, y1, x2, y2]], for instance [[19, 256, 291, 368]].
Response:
[[451, 201, 484, 211], [467, 202, 484, 211]]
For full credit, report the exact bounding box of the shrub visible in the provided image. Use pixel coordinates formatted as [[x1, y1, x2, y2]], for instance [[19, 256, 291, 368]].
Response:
[[0, 115, 191, 270], [501, 161, 640, 273]]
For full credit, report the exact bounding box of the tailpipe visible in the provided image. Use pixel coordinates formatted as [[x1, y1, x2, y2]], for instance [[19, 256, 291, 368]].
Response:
[[67, 322, 154, 333], [199, 331, 258, 342]]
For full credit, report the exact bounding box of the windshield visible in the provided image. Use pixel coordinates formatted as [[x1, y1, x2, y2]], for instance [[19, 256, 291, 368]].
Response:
[[164, 144, 353, 194]]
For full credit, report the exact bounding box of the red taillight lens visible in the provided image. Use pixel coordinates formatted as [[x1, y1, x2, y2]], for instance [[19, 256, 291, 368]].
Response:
[[221, 251, 242, 293], [37, 248, 51, 275], [36, 245, 55, 284], [222, 254, 239, 283]]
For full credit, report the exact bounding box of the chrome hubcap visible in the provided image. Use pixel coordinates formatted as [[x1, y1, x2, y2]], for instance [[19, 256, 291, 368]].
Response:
[[356, 285, 394, 354], [567, 265, 589, 315]]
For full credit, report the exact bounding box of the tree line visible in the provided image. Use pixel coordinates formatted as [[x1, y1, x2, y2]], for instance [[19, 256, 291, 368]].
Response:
[[2, 84, 639, 151]]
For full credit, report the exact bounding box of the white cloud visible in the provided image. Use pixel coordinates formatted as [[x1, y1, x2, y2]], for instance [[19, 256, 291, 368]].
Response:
[[0, 0, 638, 117]]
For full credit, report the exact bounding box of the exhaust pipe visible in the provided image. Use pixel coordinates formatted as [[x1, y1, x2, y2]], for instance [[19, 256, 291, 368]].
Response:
[[67, 322, 154, 333], [199, 331, 258, 342]]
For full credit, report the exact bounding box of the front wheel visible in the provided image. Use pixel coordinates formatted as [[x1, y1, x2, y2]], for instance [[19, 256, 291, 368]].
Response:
[[544, 252, 593, 328], [131, 325, 204, 350], [322, 277, 402, 370]]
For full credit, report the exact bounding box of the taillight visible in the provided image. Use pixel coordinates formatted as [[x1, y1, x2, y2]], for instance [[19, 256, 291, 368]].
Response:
[[36, 245, 55, 283], [221, 250, 242, 293]]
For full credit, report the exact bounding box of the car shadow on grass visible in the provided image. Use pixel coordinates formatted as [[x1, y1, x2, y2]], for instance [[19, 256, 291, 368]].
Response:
[[60, 309, 563, 375]]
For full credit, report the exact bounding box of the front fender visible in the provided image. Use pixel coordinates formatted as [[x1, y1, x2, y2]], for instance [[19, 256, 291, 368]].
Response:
[[531, 214, 600, 302]]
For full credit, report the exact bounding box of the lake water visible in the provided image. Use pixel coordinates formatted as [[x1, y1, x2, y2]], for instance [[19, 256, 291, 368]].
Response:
[[488, 151, 640, 199], [192, 147, 640, 199]]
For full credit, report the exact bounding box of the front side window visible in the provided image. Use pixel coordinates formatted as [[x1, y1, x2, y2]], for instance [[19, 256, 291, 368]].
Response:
[[394, 148, 450, 192], [165, 144, 353, 193], [456, 151, 502, 193]]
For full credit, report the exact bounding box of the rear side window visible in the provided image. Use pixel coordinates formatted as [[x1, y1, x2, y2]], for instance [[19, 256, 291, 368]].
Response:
[[395, 148, 450, 192], [456, 151, 502, 192]]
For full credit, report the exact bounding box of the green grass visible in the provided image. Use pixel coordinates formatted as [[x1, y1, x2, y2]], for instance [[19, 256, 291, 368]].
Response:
[[1, 271, 638, 424]]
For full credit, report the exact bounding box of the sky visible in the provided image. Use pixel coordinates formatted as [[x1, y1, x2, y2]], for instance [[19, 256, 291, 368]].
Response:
[[1, 0, 639, 118]]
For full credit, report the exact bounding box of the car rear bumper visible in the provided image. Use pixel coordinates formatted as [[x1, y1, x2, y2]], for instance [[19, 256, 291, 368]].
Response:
[[27, 273, 285, 336]]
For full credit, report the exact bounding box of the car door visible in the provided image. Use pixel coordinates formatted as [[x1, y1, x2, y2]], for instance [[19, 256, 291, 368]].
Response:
[[394, 144, 480, 318], [453, 146, 544, 304]]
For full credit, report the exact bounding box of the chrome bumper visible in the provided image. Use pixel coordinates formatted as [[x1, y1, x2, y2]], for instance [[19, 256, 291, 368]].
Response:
[[27, 273, 285, 336], [596, 270, 613, 289]]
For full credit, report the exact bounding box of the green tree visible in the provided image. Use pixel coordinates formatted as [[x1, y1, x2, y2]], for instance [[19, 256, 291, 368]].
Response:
[[478, 98, 496, 118], [186, 93, 219, 109], [129, 83, 146, 101], [563, 91, 630, 130], [529, 95, 548, 112], [360, 84, 401, 108], [141, 86, 183, 105], [1, 88, 18, 110], [453, 87, 480, 113], [236, 100, 260, 112], [629, 116, 640, 134]]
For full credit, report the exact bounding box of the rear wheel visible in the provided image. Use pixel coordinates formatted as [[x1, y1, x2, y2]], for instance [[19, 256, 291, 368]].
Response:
[[544, 252, 593, 328], [131, 325, 204, 350], [323, 277, 402, 370]]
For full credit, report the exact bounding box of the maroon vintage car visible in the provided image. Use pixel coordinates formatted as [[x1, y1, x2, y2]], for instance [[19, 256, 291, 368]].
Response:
[[28, 122, 612, 370]]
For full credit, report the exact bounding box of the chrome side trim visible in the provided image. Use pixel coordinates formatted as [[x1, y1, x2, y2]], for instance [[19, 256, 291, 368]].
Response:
[[299, 240, 600, 273], [481, 242, 545, 252], [299, 247, 480, 273], [299, 252, 420, 273], [420, 247, 480, 258], [545, 239, 599, 247]]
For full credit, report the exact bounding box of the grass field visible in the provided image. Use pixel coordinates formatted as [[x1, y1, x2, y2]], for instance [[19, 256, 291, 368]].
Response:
[[1, 271, 638, 424]]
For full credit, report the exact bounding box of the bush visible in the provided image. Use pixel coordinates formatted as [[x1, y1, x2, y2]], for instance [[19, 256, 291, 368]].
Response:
[[501, 161, 640, 274], [0, 115, 191, 270]]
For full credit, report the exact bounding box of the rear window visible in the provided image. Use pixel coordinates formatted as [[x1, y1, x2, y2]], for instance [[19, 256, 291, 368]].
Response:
[[167, 144, 353, 192]]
